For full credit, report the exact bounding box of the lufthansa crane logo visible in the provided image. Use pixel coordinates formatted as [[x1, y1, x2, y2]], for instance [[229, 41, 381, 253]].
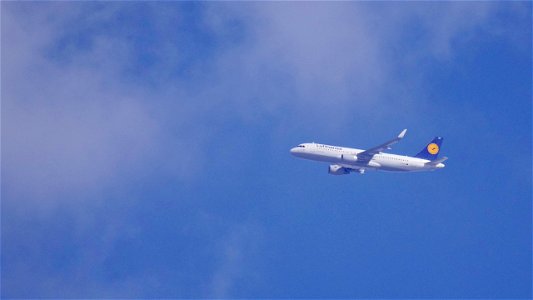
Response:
[[427, 143, 439, 154]]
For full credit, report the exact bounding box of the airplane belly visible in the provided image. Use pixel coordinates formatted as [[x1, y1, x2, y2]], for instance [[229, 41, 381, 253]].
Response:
[[377, 158, 411, 172], [338, 159, 381, 170], [303, 151, 338, 163]]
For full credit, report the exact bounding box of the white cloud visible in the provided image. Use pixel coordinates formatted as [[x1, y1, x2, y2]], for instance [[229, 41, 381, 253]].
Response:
[[201, 3, 391, 125], [208, 221, 262, 298], [2, 3, 513, 209], [197, 2, 511, 132], [2, 2, 524, 297], [2, 3, 207, 213]]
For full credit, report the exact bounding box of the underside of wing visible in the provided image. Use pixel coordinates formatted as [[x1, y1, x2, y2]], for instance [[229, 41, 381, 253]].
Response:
[[356, 129, 407, 163]]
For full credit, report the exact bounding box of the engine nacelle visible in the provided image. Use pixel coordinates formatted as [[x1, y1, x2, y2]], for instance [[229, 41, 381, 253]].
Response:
[[328, 164, 350, 175], [340, 154, 358, 163]]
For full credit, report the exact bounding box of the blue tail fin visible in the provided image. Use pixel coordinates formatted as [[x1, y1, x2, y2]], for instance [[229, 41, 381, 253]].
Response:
[[415, 137, 443, 160]]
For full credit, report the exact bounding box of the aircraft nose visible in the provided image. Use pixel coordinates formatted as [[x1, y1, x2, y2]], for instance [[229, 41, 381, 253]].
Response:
[[290, 147, 297, 155]]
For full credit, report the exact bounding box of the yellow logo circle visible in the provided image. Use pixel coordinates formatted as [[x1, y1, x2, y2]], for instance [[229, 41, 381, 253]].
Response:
[[427, 143, 439, 154]]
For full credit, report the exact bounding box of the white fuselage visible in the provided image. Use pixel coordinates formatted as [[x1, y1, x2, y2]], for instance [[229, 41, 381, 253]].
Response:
[[290, 143, 445, 172]]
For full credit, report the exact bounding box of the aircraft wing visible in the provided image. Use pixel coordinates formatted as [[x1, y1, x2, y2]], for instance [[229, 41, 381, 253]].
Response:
[[356, 129, 407, 163]]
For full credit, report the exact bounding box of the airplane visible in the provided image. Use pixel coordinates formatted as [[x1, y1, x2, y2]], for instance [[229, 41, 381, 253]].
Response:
[[290, 129, 447, 175]]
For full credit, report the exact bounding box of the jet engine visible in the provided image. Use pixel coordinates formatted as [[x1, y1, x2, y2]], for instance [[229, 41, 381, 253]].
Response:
[[328, 164, 350, 175], [340, 154, 358, 163]]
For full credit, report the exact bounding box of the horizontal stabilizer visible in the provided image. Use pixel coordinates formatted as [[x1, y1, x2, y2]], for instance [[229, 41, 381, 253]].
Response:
[[427, 156, 448, 165]]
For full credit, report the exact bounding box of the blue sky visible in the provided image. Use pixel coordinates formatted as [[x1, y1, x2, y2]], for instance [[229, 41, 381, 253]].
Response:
[[1, 2, 531, 298]]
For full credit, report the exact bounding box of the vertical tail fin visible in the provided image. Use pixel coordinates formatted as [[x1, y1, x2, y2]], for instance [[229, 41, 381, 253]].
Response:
[[415, 137, 443, 160]]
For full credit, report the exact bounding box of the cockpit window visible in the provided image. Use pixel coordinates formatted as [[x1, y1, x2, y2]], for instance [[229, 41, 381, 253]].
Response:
[[297, 144, 305, 148]]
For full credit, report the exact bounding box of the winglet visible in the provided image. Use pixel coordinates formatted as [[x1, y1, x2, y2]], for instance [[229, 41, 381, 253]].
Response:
[[398, 129, 407, 139]]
